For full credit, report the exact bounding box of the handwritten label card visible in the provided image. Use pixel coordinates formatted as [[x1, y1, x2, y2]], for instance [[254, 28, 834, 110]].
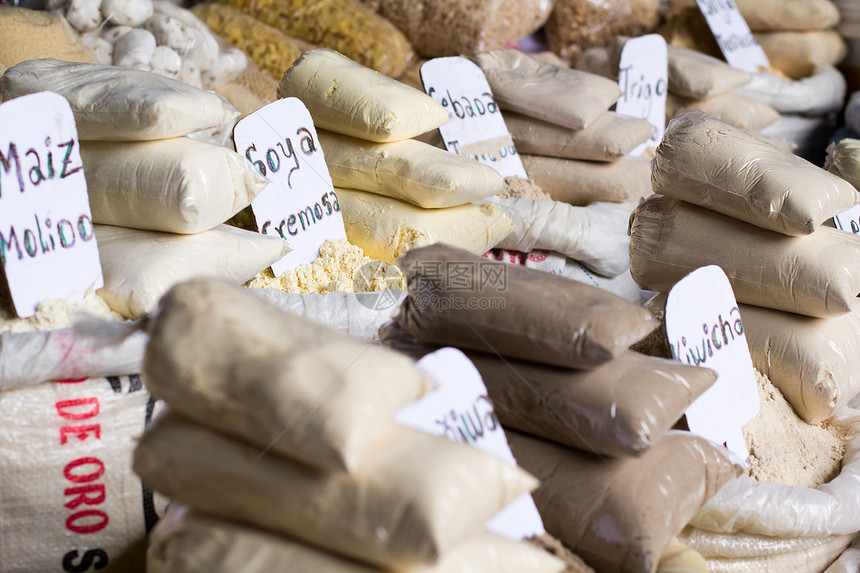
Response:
[[396, 347, 544, 540], [233, 97, 346, 275], [833, 204, 860, 235], [0, 91, 103, 317], [616, 34, 668, 157], [665, 265, 759, 458], [696, 0, 770, 73], [420, 57, 528, 178]]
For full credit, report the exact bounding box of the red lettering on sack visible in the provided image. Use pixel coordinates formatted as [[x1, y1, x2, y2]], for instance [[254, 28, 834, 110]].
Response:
[[64, 484, 106, 510], [56, 398, 99, 420], [63, 457, 105, 483], [65, 510, 109, 534], [59, 424, 101, 445]]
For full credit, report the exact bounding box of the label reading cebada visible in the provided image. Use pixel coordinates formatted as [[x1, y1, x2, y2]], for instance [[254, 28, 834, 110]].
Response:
[[395, 347, 545, 541], [616, 34, 668, 157], [233, 97, 346, 275], [833, 204, 860, 235], [0, 91, 103, 317], [664, 265, 759, 459], [696, 0, 770, 73], [420, 57, 528, 178]]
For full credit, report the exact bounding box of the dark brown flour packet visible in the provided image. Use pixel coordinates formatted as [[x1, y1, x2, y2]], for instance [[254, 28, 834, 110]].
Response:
[[381, 324, 716, 458], [508, 431, 741, 573], [395, 244, 657, 369]]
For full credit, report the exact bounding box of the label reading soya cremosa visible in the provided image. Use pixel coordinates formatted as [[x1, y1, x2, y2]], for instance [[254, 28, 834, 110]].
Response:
[[696, 0, 770, 73]]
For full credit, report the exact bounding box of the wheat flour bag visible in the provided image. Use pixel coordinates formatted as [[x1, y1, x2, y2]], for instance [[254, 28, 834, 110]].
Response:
[[734, 0, 840, 31], [755, 30, 847, 79], [665, 92, 780, 132], [0, 376, 167, 573], [522, 154, 650, 206], [666, 46, 751, 99]]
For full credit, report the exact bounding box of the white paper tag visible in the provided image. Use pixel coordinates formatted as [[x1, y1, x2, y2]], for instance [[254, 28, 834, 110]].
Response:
[[420, 57, 528, 178], [833, 205, 860, 235], [0, 92, 103, 318], [396, 347, 544, 540], [664, 265, 759, 458], [233, 98, 346, 275], [616, 34, 668, 157], [696, 0, 770, 73]]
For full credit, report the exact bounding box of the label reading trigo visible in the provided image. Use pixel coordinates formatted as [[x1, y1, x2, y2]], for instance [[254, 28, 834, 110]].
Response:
[[233, 97, 346, 275], [616, 34, 668, 157], [0, 92, 103, 317]]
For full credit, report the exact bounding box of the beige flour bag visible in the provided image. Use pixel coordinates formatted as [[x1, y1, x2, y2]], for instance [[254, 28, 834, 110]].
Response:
[[629, 195, 860, 318], [82, 139, 267, 234], [145, 279, 433, 473], [317, 131, 505, 208], [277, 49, 449, 142], [95, 224, 289, 319], [504, 110, 653, 162], [336, 188, 513, 264], [472, 49, 622, 131], [523, 154, 650, 206], [755, 30, 847, 79], [666, 46, 751, 99], [0, 59, 238, 141], [134, 413, 537, 569], [509, 430, 741, 573], [148, 505, 565, 573], [0, 6, 99, 69], [735, 0, 840, 31], [653, 111, 857, 235], [0, 376, 167, 573], [395, 244, 656, 369], [735, 65, 846, 116], [665, 92, 780, 132], [826, 137, 860, 191]]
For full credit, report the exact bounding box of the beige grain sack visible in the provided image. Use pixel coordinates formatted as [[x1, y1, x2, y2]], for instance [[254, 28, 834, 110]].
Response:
[[505, 110, 653, 162], [667, 46, 751, 99], [144, 279, 433, 473], [472, 49, 622, 131], [736, 0, 841, 32], [214, 82, 267, 118], [318, 131, 505, 208], [509, 430, 741, 573], [666, 92, 780, 132], [95, 224, 289, 319], [653, 111, 857, 235], [755, 30, 848, 79], [0, 59, 238, 141], [134, 413, 538, 569], [0, 7, 99, 69], [523, 154, 650, 206], [826, 137, 860, 191], [735, 65, 847, 116], [148, 505, 565, 573], [336, 188, 513, 265], [278, 49, 449, 143], [232, 62, 278, 103]]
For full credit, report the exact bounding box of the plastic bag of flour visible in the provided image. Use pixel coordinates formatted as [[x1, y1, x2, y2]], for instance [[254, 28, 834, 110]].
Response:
[[666, 92, 780, 132], [95, 224, 289, 319], [472, 49, 621, 130], [826, 137, 860, 191], [0, 7, 99, 69], [133, 413, 537, 569], [825, 535, 860, 573], [522, 154, 650, 206], [653, 111, 857, 235], [82, 139, 267, 234], [755, 30, 848, 80], [629, 195, 860, 318], [278, 49, 449, 143], [667, 46, 751, 99], [0, 376, 167, 573], [148, 505, 565, 573], [395, 244, 656, 369], [735, 0, 840, 31], [504, 110, 653, 162], [318, 131, 505, 208], [735, 66, 846, 116], [0, 59, 239, 141], [508, 430, 741, 573], [145, 279, 433, 473]]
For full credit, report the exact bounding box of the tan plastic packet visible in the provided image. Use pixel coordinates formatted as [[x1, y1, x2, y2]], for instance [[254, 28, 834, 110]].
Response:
[[215, 82, 268, 118], [0, 6, 99, 68], [0, 59, 239, 141], [629, 195, 860, 318], [505, 110, 653, 162], [95, 224, 289, 319], [395, 244, 656, 369], [336, 188, 513, 265], [665, 92, 780, 132], [735, 65, 846, 116], [318, 131, 505, 208], [82, 139, 267, 234], [134, 413, 538, 569], [653, 111, 857, 235], [509, 430, 741, 573], [735, 0, 840, 31], [826, 138, 860, 192], [523, 154, 651, 206], [755, 30, 848, 80], [148, 505, 565, 573], [666, 45, 751, 99], [472, 49, 622, 131], [278, 48, 449, 142], [144, 279, 433, 473]]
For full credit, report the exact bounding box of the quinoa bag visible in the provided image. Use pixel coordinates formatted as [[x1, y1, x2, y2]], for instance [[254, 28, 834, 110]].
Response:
[[666, 46, 751, 99], [755, 30, 847, 79], [522, 154, 650, 206]]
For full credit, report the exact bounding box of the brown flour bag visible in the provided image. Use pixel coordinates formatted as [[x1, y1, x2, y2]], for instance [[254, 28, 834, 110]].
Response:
[[0, 7, 99, 69], [472, 49, 622, 131], [629, 195, 860, 318], [508, 431, 741, 573], [755, 30, 847, 79], [148, 505, 566, 573], [133, 413, 537, 569], [653, 111, 857, 235], [666, 46, 751, 99], [523, 154, 651, 206], [665, 92, 780, 132], [144, 279, 434, 473], [505, 110, 654, 162], [735, 0, 840, 31], [395, 244, 656, 369], [0, 376, 167, 573]]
